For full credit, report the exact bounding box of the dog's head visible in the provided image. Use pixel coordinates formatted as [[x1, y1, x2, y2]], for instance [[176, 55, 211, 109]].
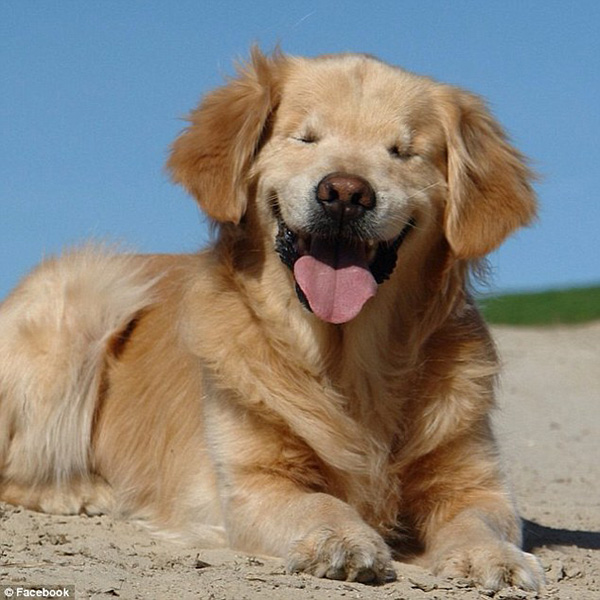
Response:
[[168, 48, 536, 324]]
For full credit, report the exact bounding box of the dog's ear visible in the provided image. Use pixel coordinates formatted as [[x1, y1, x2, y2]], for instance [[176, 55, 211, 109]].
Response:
[[167, 47, 284, 224], [438, 87, 537, 259]]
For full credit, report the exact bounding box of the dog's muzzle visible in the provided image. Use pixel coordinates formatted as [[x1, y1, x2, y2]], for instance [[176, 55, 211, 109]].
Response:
[[274, 174, 415, 324]]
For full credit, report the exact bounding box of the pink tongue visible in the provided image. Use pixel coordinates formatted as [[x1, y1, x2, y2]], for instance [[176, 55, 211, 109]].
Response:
[[293, 238, 377, 324]]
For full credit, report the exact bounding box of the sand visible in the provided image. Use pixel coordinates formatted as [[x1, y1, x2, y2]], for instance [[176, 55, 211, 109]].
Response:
[[1, 323, 599, 599]]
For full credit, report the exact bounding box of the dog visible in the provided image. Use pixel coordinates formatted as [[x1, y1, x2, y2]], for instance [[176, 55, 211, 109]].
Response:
[[0, 48, 543, 590]]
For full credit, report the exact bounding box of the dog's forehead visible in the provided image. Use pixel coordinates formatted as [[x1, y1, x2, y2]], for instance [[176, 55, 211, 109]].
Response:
[[279, 55, 438, 136]]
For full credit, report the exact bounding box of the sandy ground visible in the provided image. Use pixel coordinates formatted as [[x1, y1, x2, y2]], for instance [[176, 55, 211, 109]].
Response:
[[1, 323, 599, 600]]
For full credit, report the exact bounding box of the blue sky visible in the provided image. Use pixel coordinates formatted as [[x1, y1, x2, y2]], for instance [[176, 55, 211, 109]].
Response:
[[2, 1, 599, 298]]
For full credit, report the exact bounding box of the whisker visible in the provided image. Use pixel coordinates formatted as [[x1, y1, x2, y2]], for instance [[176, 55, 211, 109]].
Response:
[[385, 212, 426, 232], [403, 181, 443, 202], [382, 182, 444, 233]]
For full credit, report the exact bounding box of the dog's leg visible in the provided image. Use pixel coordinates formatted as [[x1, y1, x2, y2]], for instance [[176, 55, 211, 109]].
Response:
[[234, 479, 393, 583], [203, 389, 394, 583], [403, 429, 545, 591], [424, 503, 544, 591]]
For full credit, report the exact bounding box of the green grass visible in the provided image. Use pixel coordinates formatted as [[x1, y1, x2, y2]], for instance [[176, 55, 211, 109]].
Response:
[[478, 285, 600, 326]]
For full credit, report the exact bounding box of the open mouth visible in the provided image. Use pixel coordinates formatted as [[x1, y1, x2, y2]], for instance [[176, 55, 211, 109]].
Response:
[[275, 217, 415, 324]]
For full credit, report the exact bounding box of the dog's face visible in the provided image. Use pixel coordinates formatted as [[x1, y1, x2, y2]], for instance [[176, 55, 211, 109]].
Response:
[[253, 56, 448, 322], [168, 50, 536, 323]]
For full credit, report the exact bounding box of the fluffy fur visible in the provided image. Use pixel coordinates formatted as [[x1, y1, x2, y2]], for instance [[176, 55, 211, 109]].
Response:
[[0, 49, 543, 589]]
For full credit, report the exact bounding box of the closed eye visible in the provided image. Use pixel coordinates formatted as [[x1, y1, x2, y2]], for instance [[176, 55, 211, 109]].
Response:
[[388, 145, 416, 160], [293, 132, 319, 144]]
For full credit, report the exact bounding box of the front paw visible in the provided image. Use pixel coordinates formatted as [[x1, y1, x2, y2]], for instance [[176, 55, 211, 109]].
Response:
[[287, 524, 394, 584], [433, 541, 544, 591]]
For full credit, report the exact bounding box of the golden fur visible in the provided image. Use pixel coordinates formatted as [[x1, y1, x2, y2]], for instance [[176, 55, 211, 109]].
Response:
[[0, 49, 543, 589]]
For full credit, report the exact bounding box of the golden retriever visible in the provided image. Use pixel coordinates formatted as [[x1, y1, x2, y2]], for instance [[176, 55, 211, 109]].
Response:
[[0, 49, 543, 590]]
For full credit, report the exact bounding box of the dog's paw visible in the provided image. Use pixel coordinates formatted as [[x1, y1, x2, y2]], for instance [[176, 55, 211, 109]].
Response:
[[286, 524, 394, 584], [433, 541, 544, 591]]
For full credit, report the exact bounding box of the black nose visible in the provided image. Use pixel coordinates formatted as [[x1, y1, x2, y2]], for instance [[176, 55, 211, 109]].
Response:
[[316, 172, 376, 222]]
